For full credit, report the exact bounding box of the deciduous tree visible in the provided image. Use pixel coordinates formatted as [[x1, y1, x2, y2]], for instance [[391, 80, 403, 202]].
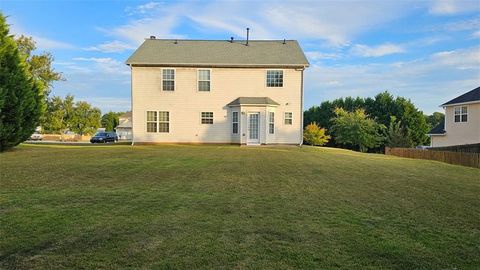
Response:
[[331, 108, 385, 152]]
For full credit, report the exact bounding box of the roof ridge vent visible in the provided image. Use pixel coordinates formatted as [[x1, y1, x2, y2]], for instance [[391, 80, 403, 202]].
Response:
[[150, 36, 156, 39]]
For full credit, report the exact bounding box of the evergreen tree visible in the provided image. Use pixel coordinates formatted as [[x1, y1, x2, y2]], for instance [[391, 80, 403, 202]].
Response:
[[0, 13, 44, 151], [101, 111, 123, 132]]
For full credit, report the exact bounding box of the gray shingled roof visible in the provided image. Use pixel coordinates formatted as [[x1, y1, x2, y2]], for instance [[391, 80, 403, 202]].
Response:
[[442, 86, 480, 106], [428, 121, 445, 135], [227, 97, 280, 106], [126, 39, 309, 67]]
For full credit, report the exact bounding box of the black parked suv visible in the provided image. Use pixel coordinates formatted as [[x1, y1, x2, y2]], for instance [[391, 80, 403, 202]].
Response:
[[90, 132, 118, 143]]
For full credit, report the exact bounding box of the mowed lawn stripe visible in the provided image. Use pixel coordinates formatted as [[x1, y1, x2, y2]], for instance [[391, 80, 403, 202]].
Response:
[[0, 144, 479, 269]]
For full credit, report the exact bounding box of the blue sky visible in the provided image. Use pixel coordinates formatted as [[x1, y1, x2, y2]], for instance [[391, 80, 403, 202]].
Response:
[[1, 0, 479, 114]]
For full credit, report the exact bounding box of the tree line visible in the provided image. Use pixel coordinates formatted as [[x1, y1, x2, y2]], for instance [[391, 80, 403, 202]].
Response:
[[303, 92, 444, 152], [0, 12, 124, 151]]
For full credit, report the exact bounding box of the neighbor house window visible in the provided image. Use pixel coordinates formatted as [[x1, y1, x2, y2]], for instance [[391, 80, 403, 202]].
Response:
[[146, 111, 157, 132], [201, 112, 213, 124], [454, 106, 468, 122], [269, 112, 275, 134], [266, 70, 283, 87], [232, 111, 239, 134], [162, 69, 175, 91], [284, 112, 292, 125], [158, 111, 170, 133], [198, 70, 211, 91]]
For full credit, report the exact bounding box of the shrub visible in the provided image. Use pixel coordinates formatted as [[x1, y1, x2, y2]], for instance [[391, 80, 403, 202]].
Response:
[[303, 122, 330, 146]]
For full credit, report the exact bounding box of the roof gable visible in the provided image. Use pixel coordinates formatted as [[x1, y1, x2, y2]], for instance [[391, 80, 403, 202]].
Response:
[[428, 121, 445, 135], [126, 39, 309, 67], [442, 86, 480, 106]]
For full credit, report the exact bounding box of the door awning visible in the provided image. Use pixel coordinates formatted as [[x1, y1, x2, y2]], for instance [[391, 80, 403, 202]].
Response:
[[227, 97, 280, 107]]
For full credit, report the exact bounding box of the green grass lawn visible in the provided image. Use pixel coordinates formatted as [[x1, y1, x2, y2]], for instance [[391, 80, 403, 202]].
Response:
[[1, 144, 479, 269]]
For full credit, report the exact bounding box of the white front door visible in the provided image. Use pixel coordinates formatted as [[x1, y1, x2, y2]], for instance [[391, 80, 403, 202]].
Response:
[[247, 113, 260, 144]]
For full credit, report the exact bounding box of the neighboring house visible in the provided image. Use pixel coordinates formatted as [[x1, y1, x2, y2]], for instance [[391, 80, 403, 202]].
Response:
[[125, 38, 309, 145], [115, 111, 132, 140], [428, 86, 480, 147]]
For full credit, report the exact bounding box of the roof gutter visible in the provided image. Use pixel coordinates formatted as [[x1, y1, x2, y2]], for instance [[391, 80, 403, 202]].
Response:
[[440, 100, 480, 108]]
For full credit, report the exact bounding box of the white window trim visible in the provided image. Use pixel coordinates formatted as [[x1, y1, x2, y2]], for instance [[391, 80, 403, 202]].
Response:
[[284, 112, 293, 125], [146, 111, 170, 133], [265, 69, 284, 88], [158, 111, 170, 133], [201, 111, 214, 124], [146, 111, 158, 133], [269, 111, 275, 134], [197, 69, 212, 92], [161, 68, 176, 92], [232, 111, 239, 134], [454, 106, 468, 123]]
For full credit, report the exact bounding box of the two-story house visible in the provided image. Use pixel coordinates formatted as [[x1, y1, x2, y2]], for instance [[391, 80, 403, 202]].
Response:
[[428, 86, 480, 147], [126, 38, 309, 145]]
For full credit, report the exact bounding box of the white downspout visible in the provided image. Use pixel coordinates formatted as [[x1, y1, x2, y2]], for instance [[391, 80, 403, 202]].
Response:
[[299, 67, 305, 146], [129, 64, 134, 146]]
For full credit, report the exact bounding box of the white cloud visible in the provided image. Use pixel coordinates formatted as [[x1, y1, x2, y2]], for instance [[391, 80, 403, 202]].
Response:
[[305, 51, 340, 61], [351, 43, 405, 57], [77, 97, 131, 112], [126, 1, 164, 15], [472, 31, 480, 38], [84, 40, 136, 53], [304, 47, 480, 113], [429, 0, 480, 15], [72, 57, 130, 75], [100, 1, 416, 46], [8, 21, 74, 50]]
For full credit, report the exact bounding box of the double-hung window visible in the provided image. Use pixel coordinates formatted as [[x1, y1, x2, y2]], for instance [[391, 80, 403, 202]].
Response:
[[232, 112, 239, 134], [158, 111, 170, 132], [454, 106, 468, 122], [146, 111, 158, 132], [201, 112, 214, 124], [269, 112, 275, 134], [146, 111, 169, 133], [198, 70, 211, 91], [162, 69, 175, 91], [284, 112, 292, 125], [266, 70, 283, 87]]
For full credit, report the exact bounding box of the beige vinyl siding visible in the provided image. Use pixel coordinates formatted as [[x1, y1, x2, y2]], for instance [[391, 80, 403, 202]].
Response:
[[131, 67, 302, 144], [431, 103, 480, 147]]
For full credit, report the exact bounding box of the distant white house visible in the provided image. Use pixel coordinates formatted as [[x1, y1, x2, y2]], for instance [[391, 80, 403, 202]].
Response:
[[115, 111, 132, 140], [428, 87, 480, 147], [125, 38, 309, 145]]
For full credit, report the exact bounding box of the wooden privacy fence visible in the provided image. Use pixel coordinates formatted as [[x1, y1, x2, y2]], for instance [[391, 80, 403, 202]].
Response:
[[385, 147, 480, 169]]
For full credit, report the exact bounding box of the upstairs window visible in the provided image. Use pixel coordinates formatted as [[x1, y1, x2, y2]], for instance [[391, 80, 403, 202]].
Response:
[[162, 69, 175, 91], [198, 70, 211, 91], [146, 111, 157, 132], [232, 111, 239, 134], [266, 70, 283, 87], [454, 106, 468, 122], [284, 112, 292, 125], [201, 112, 213, 124], [269, 112, 275, 134]]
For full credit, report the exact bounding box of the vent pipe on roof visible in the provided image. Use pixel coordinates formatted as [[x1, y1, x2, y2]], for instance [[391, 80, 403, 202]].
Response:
[[283, 39, 286, 44], [230, 37, 234, 43], [150, 36, 156, 39], [174, 39, 178, 44], [246, 28, 249, 46]]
